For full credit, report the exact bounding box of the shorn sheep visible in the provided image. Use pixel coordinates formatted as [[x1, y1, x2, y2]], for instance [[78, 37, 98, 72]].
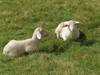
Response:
[[55, 20, 82, 41], [3, 27, 49, 57]]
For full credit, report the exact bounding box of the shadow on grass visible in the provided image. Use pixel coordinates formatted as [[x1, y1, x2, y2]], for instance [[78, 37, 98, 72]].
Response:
[[44, 44, 68, 55], [39, 46, 68, 55], [76, 31, 98, 46], [40, 40, 71, 55]]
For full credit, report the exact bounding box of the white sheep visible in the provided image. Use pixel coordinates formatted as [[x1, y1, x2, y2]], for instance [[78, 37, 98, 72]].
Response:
[[55, 20, 82, 41], [3, 27, 49, 57]]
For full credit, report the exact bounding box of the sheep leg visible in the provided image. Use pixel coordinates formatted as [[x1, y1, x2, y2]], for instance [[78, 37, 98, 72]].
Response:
[[57, 33, 60, 39], [25, 46, 39, 53], [8, 52, 19, 57], [25, 49, 38, 53], [62, 37, 67, 41]]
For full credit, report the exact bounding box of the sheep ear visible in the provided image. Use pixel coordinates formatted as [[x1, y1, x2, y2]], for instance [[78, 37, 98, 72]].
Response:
[[37, 32, 41, 39], [62, 25, 68, 27], [75, 21, 82, 25]]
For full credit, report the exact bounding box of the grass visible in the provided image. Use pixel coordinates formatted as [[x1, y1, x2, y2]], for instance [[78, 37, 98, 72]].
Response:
[[0, 0, 100, 75]]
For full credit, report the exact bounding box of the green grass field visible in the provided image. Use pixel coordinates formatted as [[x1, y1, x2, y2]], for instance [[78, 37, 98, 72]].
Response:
[[0, 0, 100, 75]]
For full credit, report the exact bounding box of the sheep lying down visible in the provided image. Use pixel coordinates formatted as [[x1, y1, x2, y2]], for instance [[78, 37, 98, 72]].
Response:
[[55, 20, 82, 41], [3, 27, 49, 57]]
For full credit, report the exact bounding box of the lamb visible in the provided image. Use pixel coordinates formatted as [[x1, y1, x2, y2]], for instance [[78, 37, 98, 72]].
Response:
[[3, 27, 49, 57], [55, 20, 82, 41]]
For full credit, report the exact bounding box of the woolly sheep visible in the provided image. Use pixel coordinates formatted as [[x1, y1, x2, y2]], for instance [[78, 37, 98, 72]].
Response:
[[55, 20, 82, 41], [3, 27, 49, 57]]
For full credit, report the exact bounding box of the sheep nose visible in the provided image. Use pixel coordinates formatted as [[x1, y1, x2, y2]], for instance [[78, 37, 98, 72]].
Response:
[[72, 29, 74, 32]]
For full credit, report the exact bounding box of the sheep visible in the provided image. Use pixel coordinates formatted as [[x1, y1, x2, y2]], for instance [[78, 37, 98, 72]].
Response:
[[55, 20, 82, 41], [3, 27, 49, 57]]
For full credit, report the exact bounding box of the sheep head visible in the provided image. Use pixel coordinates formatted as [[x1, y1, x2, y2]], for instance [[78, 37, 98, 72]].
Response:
[[35, 27, 49, 40], [62, 20, 82, 32]]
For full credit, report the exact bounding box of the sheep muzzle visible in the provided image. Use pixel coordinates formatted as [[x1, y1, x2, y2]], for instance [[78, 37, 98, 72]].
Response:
[[72, 29, 74, 32]]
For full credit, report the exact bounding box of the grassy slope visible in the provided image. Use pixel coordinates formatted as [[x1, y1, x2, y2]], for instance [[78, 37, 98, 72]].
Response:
[[0, 0, 100, 75]]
